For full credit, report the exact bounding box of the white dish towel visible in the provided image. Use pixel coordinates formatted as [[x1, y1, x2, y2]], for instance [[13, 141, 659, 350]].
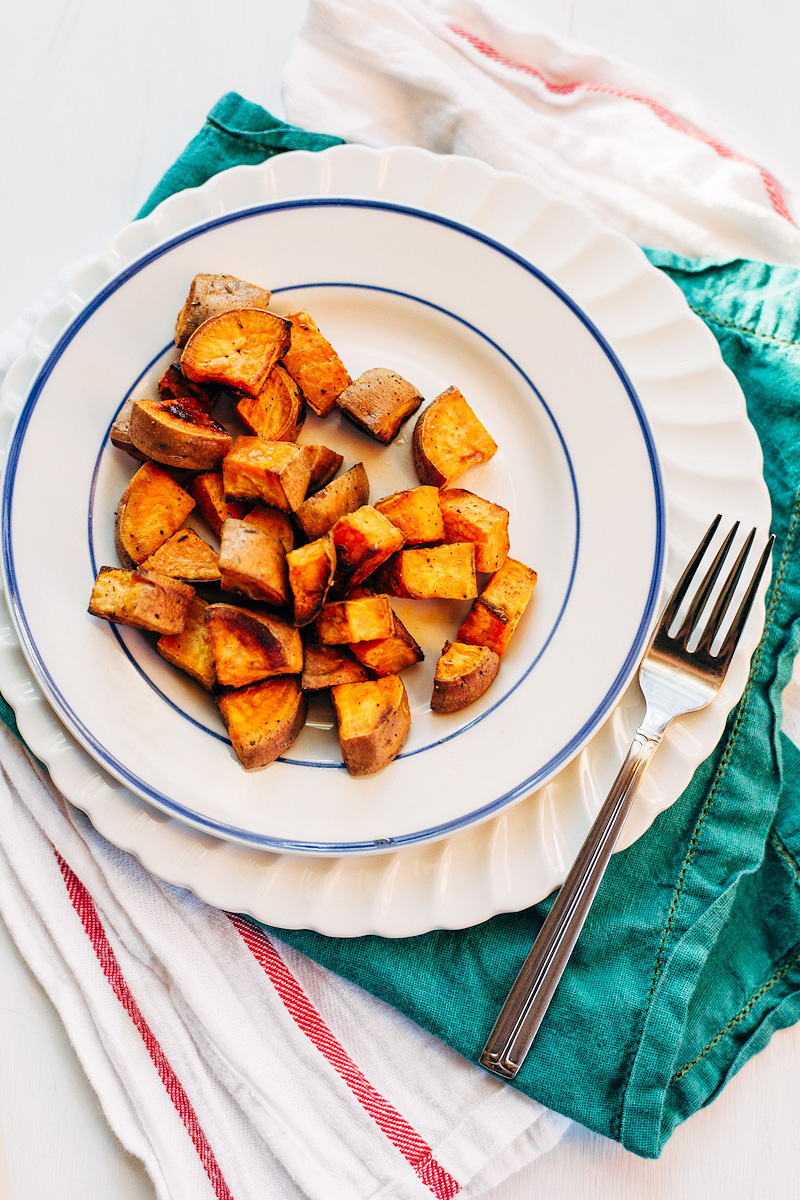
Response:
[[3, 1, 800, 1198]]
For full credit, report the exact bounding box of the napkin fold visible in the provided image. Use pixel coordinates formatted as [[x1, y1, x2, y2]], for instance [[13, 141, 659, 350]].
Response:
[[4, 0, 800, 1184]]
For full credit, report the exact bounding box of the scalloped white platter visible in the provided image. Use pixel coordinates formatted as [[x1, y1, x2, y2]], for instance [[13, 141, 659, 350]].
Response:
[[0, 145, 771, 934]]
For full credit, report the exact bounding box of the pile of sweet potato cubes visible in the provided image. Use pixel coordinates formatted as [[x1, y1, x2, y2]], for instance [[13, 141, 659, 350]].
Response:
[[88, 273, 538, 775]]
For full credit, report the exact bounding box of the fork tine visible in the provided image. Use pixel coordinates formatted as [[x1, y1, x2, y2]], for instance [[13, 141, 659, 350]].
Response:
[[715, 534, 775, 666], [660, 514, 722, 631], [674, 520, 739, 644], [696, 527, 755, 654]]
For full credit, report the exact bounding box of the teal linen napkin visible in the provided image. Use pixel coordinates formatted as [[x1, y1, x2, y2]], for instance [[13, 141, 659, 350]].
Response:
[[10, 93, 800, 1158]]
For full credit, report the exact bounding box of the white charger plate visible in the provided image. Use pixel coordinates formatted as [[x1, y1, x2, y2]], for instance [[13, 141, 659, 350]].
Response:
[[0, 146, 770, 932]]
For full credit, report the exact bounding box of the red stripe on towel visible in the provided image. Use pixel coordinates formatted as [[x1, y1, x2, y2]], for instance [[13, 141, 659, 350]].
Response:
[[448, 24, 794, 223], [55, 852, 235, 1200], [228, 914, 461, 1199]]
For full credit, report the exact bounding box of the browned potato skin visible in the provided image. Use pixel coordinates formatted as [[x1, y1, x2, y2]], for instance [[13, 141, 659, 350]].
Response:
[[301, 644, 369, 690], [109, 397, 148, 461], [241, 505, 295, 553], [218, 518, 289, 607], [430, 641, 500, 713], [294, 462, 369, 539], [175, 274, 273, 348], [281, 311, 352, 417], [222, 439, 313, 513], [305, 445, 344, 493], [140, 529, 221, 582], [115, 462, 196, 567], [180, 309, 291, 398], [157, 596, 216, 690], [457, 557, 538, 656], [89, 568, 194, 634], [205, 603, 303, 687], [438, 488, 510, 573], [218, 677, 307, 769], [286, 535, 337, 626], [189, 471, 250, 538], [413, 386, 498, 487], [336, 369, 423, 444], [315, 596, 394, 644], [374, 486, 444, 546], [331, 505, 405, 592], [128, 397, 232, 471], [235, 364, 305, 442], [331, 676, 411, 776], [372, 543, 478, 600]]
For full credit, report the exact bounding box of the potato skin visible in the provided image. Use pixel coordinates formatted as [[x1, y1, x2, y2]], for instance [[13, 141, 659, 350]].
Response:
[[175, 274, 273, 348], [128, 397, 231, 470], [430, 641, 500, 713], [331, 676, 411, 776], [294, 463, 369, 539]]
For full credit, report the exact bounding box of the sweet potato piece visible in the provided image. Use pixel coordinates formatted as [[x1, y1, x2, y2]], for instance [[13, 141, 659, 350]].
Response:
[[88, 567, 193, 634], [286, 535, 337, 626], [349, 610, 424, 677], [315, 597, 394, 645], [413, 386, 497, 487], [189, 471, 249, 537], [218, 519, 289, 607], [157, 596, 216, 690], [109, 397, 149, 461], [128, 397, 232, 470], [294, 462, 369, 539], [305, 445, 344, 493], [140, 529, 221, 582], [222, 438, 313, 513], [336, 368, 423, 444], [175, 273, 273, 348], [205, 604, 303, 688], [281, 311, 352, 417], [241, 505, 295, 553], [181, 309, 291, 397], [373, 543, 477, 600], [430, 641, 500, 713], [218, 677, 307, 769], [332, 505, 405, 591], [301, 644, 369, 691], [331, 676, 411, 776], [115, 462, 196, 567], [374, 486, 444, 546], [157, 363, 217, 411], [456, 557, 538, 656], [235, 364, 305, 442], [438, 488, 510, 572]]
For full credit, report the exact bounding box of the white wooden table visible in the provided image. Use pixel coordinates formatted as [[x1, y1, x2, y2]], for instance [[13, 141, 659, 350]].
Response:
[[3, 2, 800, 1196]]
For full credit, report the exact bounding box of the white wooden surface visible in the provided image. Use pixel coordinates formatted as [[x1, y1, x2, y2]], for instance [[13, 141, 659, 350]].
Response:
[[2, 1, 800, 1197]]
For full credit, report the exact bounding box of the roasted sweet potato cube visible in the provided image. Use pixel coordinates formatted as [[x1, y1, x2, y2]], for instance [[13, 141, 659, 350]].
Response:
[[286, 535, 337, 626], [281, 311, 352, 417], [315, 597, 394, 644], [218, 677, 307, 769], [373, 543, 477, 599], [430, 641, 500, 713], [88, 567, 193, 634], [218, 518, 289, 607], [336, 368, 423, 443], [189, 471, 249, 537], [331, 505, 405, 591], [295, 462, 369, 539], [331, 676, 411, 776], [157, 596, 216, 690], [115, 462, 196, 567], [374, 486, 444, 546], [128, 397, 232, 471], [413, 386, 497, 487], [180, 309, 291, 398], [438, 488, 510, 572], [235, 364, 305, 442], [456, 557, 538, 655], [174, 273, 273, 348], [349, 609, 424, 677], [306, 445, 344, 493], [140, 529, 221, 582], [222, 438, 313, 512], [241, 505, 295, 553], [157, 363, 217, 411], [301, 644, 369, 691], [205, 603, 303, 688]]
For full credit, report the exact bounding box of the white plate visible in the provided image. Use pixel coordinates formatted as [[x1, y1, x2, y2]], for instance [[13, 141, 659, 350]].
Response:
[[0, 147, 770, 931]]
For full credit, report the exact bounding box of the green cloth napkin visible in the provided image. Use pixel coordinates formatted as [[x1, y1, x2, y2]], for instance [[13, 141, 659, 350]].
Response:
[[12, 93, 800, 1159]]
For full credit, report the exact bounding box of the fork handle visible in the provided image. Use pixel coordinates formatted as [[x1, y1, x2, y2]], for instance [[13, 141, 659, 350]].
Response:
[[480, 727, 663, 1079]]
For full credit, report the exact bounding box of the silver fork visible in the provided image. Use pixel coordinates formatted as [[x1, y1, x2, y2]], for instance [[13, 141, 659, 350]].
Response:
[[480, 515, 774, 1080]]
